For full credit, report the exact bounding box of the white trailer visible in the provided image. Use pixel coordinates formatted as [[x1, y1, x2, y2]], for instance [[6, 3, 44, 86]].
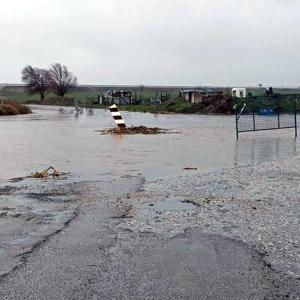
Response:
[[232, 88, 247, 98]]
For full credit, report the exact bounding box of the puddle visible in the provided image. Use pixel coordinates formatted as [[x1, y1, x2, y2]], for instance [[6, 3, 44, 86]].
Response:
[[150, 196, 195, 211]]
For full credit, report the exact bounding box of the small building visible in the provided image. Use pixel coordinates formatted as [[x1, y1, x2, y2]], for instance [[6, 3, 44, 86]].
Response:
[[181, 89, 223, 103], [180, 89, 205, 103], [232, 88, 246, 98], [106, 90, 133, 105]]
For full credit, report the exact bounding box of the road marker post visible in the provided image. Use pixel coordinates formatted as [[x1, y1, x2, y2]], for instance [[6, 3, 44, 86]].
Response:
[[109, 104, 126, 128]]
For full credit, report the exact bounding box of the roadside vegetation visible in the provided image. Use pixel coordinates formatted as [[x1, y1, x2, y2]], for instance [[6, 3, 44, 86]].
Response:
[[0, 100, 31, 116], [120, 99, 194, 114], [1, 84, 300, 115], [119, 96, 235, 114]]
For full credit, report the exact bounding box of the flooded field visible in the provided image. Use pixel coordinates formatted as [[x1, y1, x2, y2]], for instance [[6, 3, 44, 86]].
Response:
[[0, 105, 298, 181]]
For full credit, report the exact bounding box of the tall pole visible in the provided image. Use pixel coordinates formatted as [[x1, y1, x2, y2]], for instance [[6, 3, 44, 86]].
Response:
[[277, 98, 280, 129], [252, 100, 256, 131], [235, 106, 239, 140], [295, 100, 297, 138]]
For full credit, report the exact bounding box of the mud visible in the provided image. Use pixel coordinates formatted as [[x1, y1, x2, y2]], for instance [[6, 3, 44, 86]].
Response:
[[100, 125, 168, 135]]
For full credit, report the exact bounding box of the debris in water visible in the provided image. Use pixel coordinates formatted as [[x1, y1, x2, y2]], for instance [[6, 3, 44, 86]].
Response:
[[32, 166, 63, 179], [87, 108, 94, 115], [8, 167, 69, 182], [101, 126, 168, 135], [9, 177, 24, 183], [58, 108, 67, 114], [58, 108, 74, 115]]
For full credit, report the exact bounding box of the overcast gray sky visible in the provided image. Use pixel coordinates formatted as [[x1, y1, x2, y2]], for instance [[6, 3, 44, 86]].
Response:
[[0, 0, 299, 86]]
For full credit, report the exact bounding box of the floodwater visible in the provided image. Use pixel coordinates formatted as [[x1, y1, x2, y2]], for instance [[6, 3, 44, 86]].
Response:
[[0, 105, 298, 181]]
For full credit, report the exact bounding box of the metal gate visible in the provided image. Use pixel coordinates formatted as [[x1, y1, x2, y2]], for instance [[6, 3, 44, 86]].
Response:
[[235, 97, 298, 139]]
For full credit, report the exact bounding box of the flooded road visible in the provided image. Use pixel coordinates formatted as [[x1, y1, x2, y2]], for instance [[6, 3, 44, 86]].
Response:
[[0, 106, 298, 180], [0, 106, 299, 298], [0, 105, 298, 181]]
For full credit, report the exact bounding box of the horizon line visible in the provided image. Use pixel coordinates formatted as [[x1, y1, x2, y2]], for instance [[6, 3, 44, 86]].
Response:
[[1, 83, 300, 89]]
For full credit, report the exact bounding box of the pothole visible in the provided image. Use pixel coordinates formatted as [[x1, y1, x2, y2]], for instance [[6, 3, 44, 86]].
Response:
[[149, 196, 195, 211]]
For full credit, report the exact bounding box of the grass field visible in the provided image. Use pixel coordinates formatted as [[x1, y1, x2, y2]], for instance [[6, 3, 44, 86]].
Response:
[[119, 100, 195, 114], [0, 85, 182, 104], [1, 85, 300, 108]]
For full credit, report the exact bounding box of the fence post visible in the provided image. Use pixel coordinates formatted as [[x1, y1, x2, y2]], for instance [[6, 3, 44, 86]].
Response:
[[277, 98, 281, 129], [252, 100, 256, 131], [295, 100, 297, 138], [235, 106, 239, 140]]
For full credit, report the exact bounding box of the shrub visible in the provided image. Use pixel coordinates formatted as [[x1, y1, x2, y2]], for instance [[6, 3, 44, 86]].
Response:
[[42, 96, 75, 106], [0, 100, 31, 115]]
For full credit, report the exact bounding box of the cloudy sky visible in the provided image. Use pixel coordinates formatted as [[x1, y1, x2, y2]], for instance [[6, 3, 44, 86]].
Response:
[[0, 0, 299, 86]]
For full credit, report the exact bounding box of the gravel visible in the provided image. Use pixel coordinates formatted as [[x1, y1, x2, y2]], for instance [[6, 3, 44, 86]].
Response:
[[121, 156, 300, 282], [0, 157, 299, 298]]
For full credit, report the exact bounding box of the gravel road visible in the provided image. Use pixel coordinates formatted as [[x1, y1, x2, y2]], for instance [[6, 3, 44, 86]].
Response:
[[0, 158, 299, 299]]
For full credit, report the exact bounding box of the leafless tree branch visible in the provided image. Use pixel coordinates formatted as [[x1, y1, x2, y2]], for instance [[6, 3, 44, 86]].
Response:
[[48, 63, 77, 97], [21, 66, 50, 101]]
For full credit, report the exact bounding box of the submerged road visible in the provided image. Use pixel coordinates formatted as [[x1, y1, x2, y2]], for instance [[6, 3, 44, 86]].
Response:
[[0, 176, 298, 299]]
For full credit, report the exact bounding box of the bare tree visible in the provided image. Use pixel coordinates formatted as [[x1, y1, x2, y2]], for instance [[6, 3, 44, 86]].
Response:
[[21, 66, 50, 101], [49, 63, 77, 97]]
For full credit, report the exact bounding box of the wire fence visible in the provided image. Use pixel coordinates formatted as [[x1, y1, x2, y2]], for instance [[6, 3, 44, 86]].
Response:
[[235, 97, 297, 139]]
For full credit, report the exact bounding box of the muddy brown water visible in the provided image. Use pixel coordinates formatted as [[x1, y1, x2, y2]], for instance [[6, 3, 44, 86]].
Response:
[[0, 105, 298, 181]]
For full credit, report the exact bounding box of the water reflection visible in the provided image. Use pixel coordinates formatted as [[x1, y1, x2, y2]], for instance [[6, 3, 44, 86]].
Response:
[[234, 136, 297, 167], [111, 133, 124, 144]]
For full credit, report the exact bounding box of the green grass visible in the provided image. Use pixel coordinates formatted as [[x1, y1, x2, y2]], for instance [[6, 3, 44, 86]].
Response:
[[3, 85, 300, 104], [0, 86, 180, 104], [0, 90, 99, 104], [120, 99, 198, 114], [234, 94, 300, 113], [2, 85, 300, 115]]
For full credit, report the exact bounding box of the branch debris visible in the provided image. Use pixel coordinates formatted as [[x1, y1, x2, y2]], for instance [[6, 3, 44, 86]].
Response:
[[100, 126, 168, 135], [32, 166, 62, 179]]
